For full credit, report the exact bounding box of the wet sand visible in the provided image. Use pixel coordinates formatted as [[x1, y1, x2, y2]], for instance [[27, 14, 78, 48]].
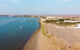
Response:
[[22, 19, 41, 50]]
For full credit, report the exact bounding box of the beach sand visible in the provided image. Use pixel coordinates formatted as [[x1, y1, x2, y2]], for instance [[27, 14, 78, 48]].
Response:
[[36, 30, 66, 50], [23, 23, 67, 50], [22, 27, 40, 50], [22, 18, 68, 50], [23, 18, 80, 50], [44, 23, 80, 50]]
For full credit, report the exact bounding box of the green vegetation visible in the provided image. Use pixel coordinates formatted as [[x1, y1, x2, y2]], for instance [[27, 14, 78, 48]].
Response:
[[61, 47, 65, 50], [41, 24, 53, 39], [44, 19, 80, 26], [41, 24, 46, 36], [40, 16, 46, 19], [44, 20, 57, 23]]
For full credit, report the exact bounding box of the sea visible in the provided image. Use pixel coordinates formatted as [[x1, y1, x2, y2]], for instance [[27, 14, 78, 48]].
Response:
[[0, 16, 40, 50]]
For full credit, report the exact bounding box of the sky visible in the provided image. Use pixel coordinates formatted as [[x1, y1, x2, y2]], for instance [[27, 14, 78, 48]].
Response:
[[0, 0, 80, 15]]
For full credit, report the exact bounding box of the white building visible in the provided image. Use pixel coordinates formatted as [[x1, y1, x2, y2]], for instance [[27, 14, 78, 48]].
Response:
[[77, 24, 80, 28], [64, 20, 80, 23], [74, 24, 80, 28], [46, 16, 63, 20]]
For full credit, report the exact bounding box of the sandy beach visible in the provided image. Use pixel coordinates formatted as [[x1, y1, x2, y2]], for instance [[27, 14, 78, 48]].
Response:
[[23, 19, 68, 50], [23, 27, 66, 50], [45, 23, 80, 50], [22, 18, 80, 50]]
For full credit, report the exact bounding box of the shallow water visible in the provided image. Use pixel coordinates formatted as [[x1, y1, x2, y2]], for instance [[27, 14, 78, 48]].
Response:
[[0, 16, 39, 50]]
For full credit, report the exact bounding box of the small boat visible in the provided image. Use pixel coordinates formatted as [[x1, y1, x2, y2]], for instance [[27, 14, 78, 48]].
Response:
[[19, 26, 23, 30]]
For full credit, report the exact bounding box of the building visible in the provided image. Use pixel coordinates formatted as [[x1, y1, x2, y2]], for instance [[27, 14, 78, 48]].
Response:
[[46, 16, 63, 20], [64, 20, 80, 23]]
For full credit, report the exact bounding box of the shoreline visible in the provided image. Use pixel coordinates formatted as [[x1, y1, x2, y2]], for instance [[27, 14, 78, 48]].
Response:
[[14, 17, 41, 50], [22, 17, 41, 50], [22, 17, 67, 50]]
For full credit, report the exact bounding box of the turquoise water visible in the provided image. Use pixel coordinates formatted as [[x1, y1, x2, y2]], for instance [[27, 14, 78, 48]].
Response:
[[0, 17, 40, 50]]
